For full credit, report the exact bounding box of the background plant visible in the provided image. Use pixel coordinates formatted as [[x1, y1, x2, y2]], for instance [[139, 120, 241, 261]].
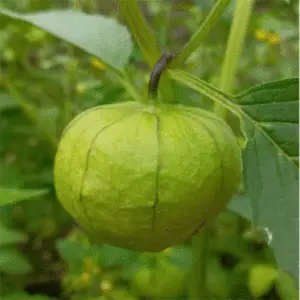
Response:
[[0, 0, 298, 299]]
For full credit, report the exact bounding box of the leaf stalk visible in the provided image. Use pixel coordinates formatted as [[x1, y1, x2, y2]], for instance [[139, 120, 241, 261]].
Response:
[[214, 0, 255, 118]]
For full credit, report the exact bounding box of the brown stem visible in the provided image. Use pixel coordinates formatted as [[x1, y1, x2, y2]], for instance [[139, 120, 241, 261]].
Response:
[[148, 52, 176, 99]]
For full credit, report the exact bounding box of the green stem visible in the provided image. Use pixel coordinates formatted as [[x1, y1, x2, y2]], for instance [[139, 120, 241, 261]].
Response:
[[104, 67, 144, 103], [118, 0, 162, 68], [187, 2, 254, 299], [118, 0, 174, 102], [169, 69, 240, 117], [118, 71, 143, 103], [62, 1, 79, 125], [214, 0, 255, 118], [189, 229, 210, 300], [172, 0, 231, 67], [63, 48, 77, 125]]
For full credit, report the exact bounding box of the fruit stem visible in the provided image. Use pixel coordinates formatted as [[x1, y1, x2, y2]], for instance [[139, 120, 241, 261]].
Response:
[[189, 228, 209, 300], [148, 52, 176, 100]]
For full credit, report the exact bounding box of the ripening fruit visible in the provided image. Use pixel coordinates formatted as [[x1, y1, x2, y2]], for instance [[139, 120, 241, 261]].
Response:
[[54, 101, 241, 252]]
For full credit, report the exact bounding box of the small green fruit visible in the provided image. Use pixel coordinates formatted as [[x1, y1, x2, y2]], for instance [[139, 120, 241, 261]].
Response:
[[132, 259, 187, 298], [54, 101, 241, 252]]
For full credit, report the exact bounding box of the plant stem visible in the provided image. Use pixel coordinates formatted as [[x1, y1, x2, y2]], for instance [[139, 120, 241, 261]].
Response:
[[63, 48, 77, 126], [118, 0, 174, 102], [148, 53, 175, 100], [169, 70, 240, 117], [118, 71, 143, 103], [5, 82, 58, 151], [118, 0, 162, 68], [214, 0, 255, 118], [172, 0, 231, 67], [189, 229, 209, 300], [187, 2, 255, 300]]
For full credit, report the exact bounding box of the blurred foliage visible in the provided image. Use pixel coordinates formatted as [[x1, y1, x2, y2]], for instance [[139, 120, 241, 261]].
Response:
[[0, 0, 298, 299]]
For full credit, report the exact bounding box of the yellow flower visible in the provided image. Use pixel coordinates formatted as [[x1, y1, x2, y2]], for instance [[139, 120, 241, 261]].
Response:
[[100, 280, 112, 291], [91, 58, 106, 70], [80, 272, 91, 283], [76, 83, 87, 94], [268, 33, 280, 45], [255, 29, 268, 41]]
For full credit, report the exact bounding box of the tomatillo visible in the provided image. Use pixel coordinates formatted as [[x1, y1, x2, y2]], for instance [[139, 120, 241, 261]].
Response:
[[54, 101, 241, 252]]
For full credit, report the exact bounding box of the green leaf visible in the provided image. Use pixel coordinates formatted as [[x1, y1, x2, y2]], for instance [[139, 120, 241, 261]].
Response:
[[0, 9, 132, 71], [0, 248, 32, 274], [99, 244, 138, 268], [236, 79, 298, 163], [0, 164, 24, 188], [56, 238, 90, 265], [228, 194, 252, 220], [169, 71, 299, 281], [235, 79, 299, 281], [0, 188, 49, 206], [57, 238, 139, 269], [165, 246, 193, 271], [0, 222, 26, 246], [0, 93, 17, 111]]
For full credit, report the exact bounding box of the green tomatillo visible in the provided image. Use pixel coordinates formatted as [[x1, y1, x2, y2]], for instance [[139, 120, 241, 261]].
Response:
[[132, 258, 188, 298], [54, 101, 242, 252]]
